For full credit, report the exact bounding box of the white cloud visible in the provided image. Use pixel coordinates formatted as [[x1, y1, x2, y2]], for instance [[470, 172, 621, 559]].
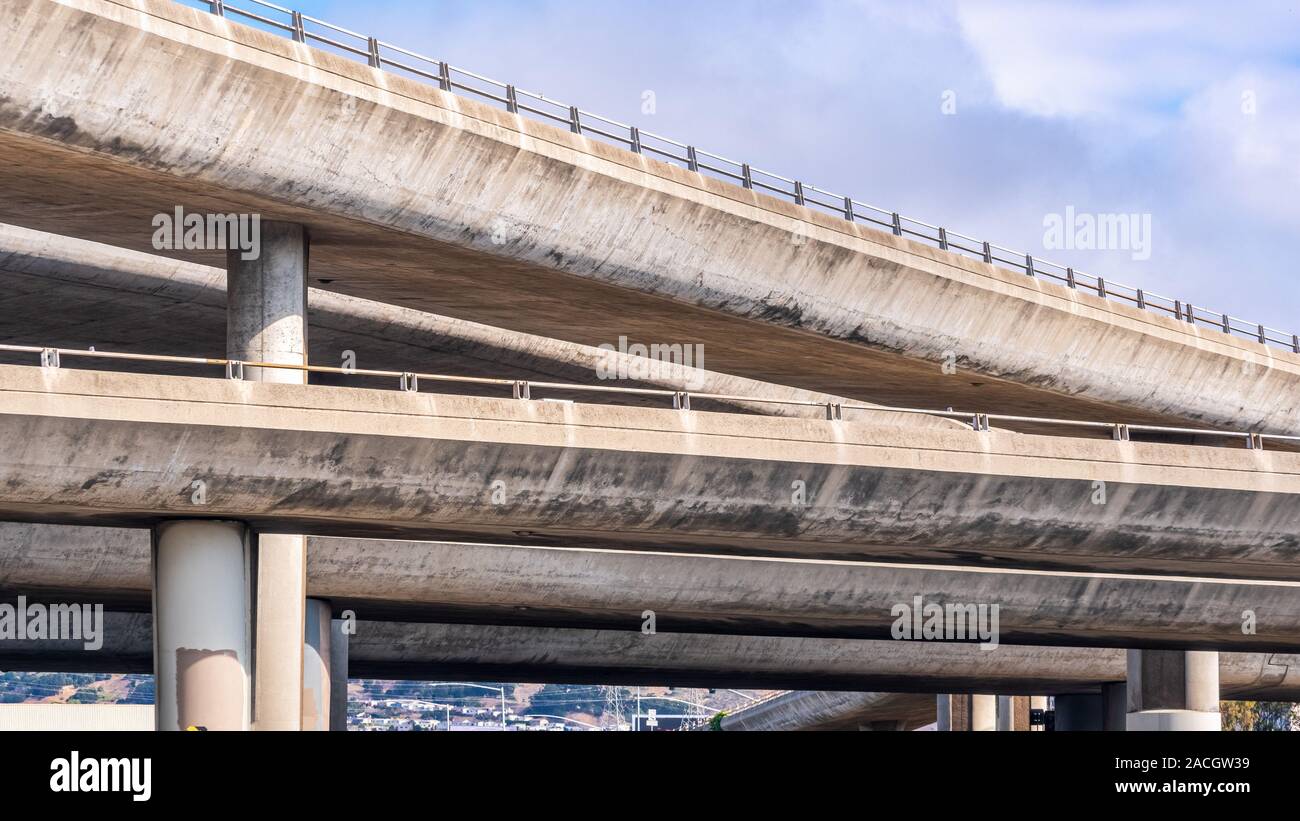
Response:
[[954, 0, 1300, 122]]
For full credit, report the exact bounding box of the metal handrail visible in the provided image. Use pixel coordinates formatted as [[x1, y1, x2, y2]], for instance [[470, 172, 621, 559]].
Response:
[[183, 0, 1297, 354], [6, 342, 1297, 451]]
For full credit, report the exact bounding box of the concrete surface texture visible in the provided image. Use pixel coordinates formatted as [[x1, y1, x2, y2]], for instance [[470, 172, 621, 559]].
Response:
[[6, 614, 1300, 700], [718, 691, 935, 731], [0, 222, 959, 429], [0, 0, 1297, 435], [0, 365, 1298, 578], [5, 525, 1300, 651]]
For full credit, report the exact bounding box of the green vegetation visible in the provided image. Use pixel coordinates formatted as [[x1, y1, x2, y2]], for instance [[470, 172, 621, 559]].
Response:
[[1221, 701, 1296, 731], [0, 672, 153, 704]]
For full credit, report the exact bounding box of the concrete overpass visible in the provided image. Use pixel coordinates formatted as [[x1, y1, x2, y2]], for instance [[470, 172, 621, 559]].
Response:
[[0, 0, 1297, 437], [0, 223, 959, 428], [1, 365, 1298, 579], [6, 613, 1300, 702], [716, 691, 937, 732], [6, 525, 1300, 652], [0, 0, 1291, 733]]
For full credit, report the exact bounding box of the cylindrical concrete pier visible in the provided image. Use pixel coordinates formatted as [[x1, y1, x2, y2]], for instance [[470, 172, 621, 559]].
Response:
[[152, 520, 251, 731], [936, 694, 953, 731], [936, 693, 997, 730], [302, 598, 331, 731], [226, 221, 309, 383], [228, 220, 311, 731], [1102, 681, 1127, 731], [996, 695, 1014, 731], [329, 617, 350, 732], [251, 535, 307, 731], [970, 694, 996, 731], [1127, 650, 1221, 731], [1054, 694, 1102, 730]]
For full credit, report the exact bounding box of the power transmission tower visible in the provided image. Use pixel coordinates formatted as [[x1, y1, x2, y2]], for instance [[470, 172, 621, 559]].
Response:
[[603, 686, 627, 731]]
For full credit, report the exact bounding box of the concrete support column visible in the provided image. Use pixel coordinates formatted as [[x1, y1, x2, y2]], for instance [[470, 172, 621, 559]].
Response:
[[970, 694, 996, 731], [302, 598, 331, 731], [152, 521, 251, 731], [252, 535, 306, 730], [1102, 681, 1127, 731], [226, 221, 309, 382], [937, 694, 997, 730], [1054, 694, 1102, 730], [228, 221, 310, 731], [329, 617, 350, 732], [996, 695, 1014, 731], [1126, 650, 1221, 731], [936, 694, 953, 731]]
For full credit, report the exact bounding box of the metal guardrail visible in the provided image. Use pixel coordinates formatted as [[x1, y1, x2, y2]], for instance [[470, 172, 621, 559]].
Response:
[[6, 343, 1297, 451], [175, 0, 1300, 354]]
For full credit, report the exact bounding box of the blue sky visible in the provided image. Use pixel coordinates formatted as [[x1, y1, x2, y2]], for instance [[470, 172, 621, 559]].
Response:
[[234, 1, 1299, 332]]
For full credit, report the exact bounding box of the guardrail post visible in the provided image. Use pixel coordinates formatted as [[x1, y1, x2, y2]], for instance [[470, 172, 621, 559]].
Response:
[[1174, 300, 1182, 321], [1024, 254, 1035, 277], [1111, 424, 1130, 442], [1136, 288, 1145, 309], [843, 197, 855, 222], [1185, 303, 1196, 324], [1221, 313, 1230, 333], [938, 227, 948, 250], [825, 403, 842, 421], [741, 164, 753, 190], [629, 126, 642, 154], [225, 360, 244, 381], [674, 392, 692, 411], [1292, 334, 1299, 353], [981, 241, 992, 263], [1097, 277, 1106, 298], [1065, 268, 1076, 289], [40, 348, 60, 369], [969, 413, 989, 432], [367, 37, 382, 68], [1246, 433, 1264, 451], [686, 146, 699, 172], [793, 181, 805, 205], [399, 372, 418, 392], [1257, 324, 1266, 344], [291, 11, 305, 42], [568, 106, 582, 134], [513, 380, 531, 400], [891, 213, 902, 237], [437, 62, 451, 91], [209, 0, 225, 17], [505, 85, 519, 114]]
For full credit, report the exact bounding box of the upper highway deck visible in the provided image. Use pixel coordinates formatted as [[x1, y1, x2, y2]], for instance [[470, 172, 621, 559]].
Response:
[[0, 0, 1297, 434]]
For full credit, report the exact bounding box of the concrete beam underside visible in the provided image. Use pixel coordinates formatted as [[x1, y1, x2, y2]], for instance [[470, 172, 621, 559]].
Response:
[[1, 368, 1298, 579]]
